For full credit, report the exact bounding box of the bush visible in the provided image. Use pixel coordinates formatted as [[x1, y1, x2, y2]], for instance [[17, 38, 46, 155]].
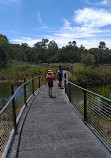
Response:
[[81, 54, 95, 66], [70, 64, 111, 87]]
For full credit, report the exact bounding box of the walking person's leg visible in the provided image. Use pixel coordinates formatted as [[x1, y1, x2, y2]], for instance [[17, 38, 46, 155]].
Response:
[[50, 87, 52, 97], [49, 82, 53, 97], [59, 74, 62, 87], [60, 81, 62, 87]]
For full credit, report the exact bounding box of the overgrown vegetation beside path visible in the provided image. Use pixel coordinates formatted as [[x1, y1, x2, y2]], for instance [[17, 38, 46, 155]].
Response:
[[0, 61, 56, 83], [71, 64, 111, 87]]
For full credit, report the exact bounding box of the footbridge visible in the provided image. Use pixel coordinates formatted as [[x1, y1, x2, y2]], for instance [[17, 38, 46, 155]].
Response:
[[0, 72, 111, 158]]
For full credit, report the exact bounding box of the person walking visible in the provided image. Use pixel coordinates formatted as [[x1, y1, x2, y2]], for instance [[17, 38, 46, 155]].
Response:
[[57, 65, 63, 87], [46, 70, 54, 97]]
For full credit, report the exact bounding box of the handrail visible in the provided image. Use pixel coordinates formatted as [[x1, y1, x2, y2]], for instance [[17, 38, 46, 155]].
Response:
[[0, 74, 46, 158], [64, 73, 111, 152], [0, 74, 45, 115], [64, 79, 111, 103]]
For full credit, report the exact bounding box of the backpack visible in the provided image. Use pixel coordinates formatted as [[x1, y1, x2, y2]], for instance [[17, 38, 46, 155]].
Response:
[[58, 68, 63, 76], [46, 74, 53, 83]]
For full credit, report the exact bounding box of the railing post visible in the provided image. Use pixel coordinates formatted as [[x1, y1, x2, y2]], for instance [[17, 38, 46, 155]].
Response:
[[24, 78, 27, 106], [68, 82, 71, 102], [67, 72, 69, 81], [64, 73, 66, 93], [39, 76, 40, 88], [83, 84, 87, 122], [11, 84, 17, 131], [32, 75, 34, 95]]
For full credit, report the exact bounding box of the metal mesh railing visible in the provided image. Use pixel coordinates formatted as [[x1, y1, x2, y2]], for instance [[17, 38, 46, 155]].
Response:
[[0, 74, 46, 158], [64, 73, 111, 147], [86, 93, 111, 145], [0, 101, 13, 158]]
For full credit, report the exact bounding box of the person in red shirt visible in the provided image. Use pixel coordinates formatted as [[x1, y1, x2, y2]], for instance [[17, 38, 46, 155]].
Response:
[[46, 70, 54, 97]]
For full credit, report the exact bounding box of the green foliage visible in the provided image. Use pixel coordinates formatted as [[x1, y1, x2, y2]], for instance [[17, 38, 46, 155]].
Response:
[[0, 34, 9, 68], [0, 49, 7, 68], [81, 53, 95, 66], [71, 64, 111, 87], [0, 61, 56, 82], [1, 33, 111, 68], [99, 41, 106, 50], [90, 86, 111, 99]]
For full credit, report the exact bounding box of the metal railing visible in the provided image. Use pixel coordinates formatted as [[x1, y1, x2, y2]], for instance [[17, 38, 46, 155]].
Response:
[[64, 73, 111, 151], [0, 74, 46, 158]]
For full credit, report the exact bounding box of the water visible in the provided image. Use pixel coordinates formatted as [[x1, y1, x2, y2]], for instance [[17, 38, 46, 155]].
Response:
[[0, 82, 111, 110], [0, 82, 25, 110]]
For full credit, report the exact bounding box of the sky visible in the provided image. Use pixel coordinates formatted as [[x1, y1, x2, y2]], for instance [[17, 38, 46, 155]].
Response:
[[1, 0, 111, 49]]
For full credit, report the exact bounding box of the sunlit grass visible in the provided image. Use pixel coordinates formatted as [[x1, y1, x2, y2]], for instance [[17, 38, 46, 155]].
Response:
[[0, 61, 56, 82], [71, 64, 111, 87]]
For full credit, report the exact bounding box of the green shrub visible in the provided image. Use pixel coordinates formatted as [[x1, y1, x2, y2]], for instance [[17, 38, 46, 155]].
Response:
[[81, 54, 95, 66], [71, 64, 111, 87]]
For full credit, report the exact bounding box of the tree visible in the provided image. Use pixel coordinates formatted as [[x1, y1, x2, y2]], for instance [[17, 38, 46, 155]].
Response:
[[9, 44, 22, 61], [46, 40, 58, 63], [81, 54, 95, 66], [102, 48, 111, 64], [79, 44, 85, 51], [68, 41, 76, 47], [33, 39, 49, 63], [87, 48, 99, 65], [0, 34, 9, 68], [20, 43, 29, 61], [99, 41, 106, 50], [98, 41, 106, 64], [0, 48, 7, 68], [48, 40, 58, 49], [34, 39, 49, 49], [0, 34, 9, 49]]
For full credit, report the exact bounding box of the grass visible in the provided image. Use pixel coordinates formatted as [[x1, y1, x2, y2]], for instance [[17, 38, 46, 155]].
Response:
[[0, 61, 56, 83], [71, 64, 111, 87]]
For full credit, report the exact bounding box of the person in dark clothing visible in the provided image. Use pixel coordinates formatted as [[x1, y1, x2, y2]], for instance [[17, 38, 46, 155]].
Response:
[[57, 65, 63, 87]]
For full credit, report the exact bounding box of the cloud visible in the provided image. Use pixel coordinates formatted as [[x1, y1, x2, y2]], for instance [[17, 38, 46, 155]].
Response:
[[47, 37, 111, 49], [0, 0, 22, 7], [44, 8, 111, 49], [76, 38, 111, 49], [63, 18, 71, 27], [100, 0, 109, 5], [85, 0, 110, 6], [11, 35, 111, 49], [11, 7, 111, 49], [0, 0, 20, 4], [11, 37, 41, 47], [74, 8, 111, 28], [85, 0, 91, 5], [37, 11, 53, 31], [37, 11, 43, 25], [52, 7, 111, 41]]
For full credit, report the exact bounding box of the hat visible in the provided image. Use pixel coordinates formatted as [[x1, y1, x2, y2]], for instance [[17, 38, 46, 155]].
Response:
[[48, 70, 53, 74]]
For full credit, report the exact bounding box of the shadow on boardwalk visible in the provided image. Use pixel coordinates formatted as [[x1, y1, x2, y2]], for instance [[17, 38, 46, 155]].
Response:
[[8, 81, 111, 158]]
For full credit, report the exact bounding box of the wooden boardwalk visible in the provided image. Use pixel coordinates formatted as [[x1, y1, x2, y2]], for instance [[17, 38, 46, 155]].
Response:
[[8, 81, 111, 158]]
